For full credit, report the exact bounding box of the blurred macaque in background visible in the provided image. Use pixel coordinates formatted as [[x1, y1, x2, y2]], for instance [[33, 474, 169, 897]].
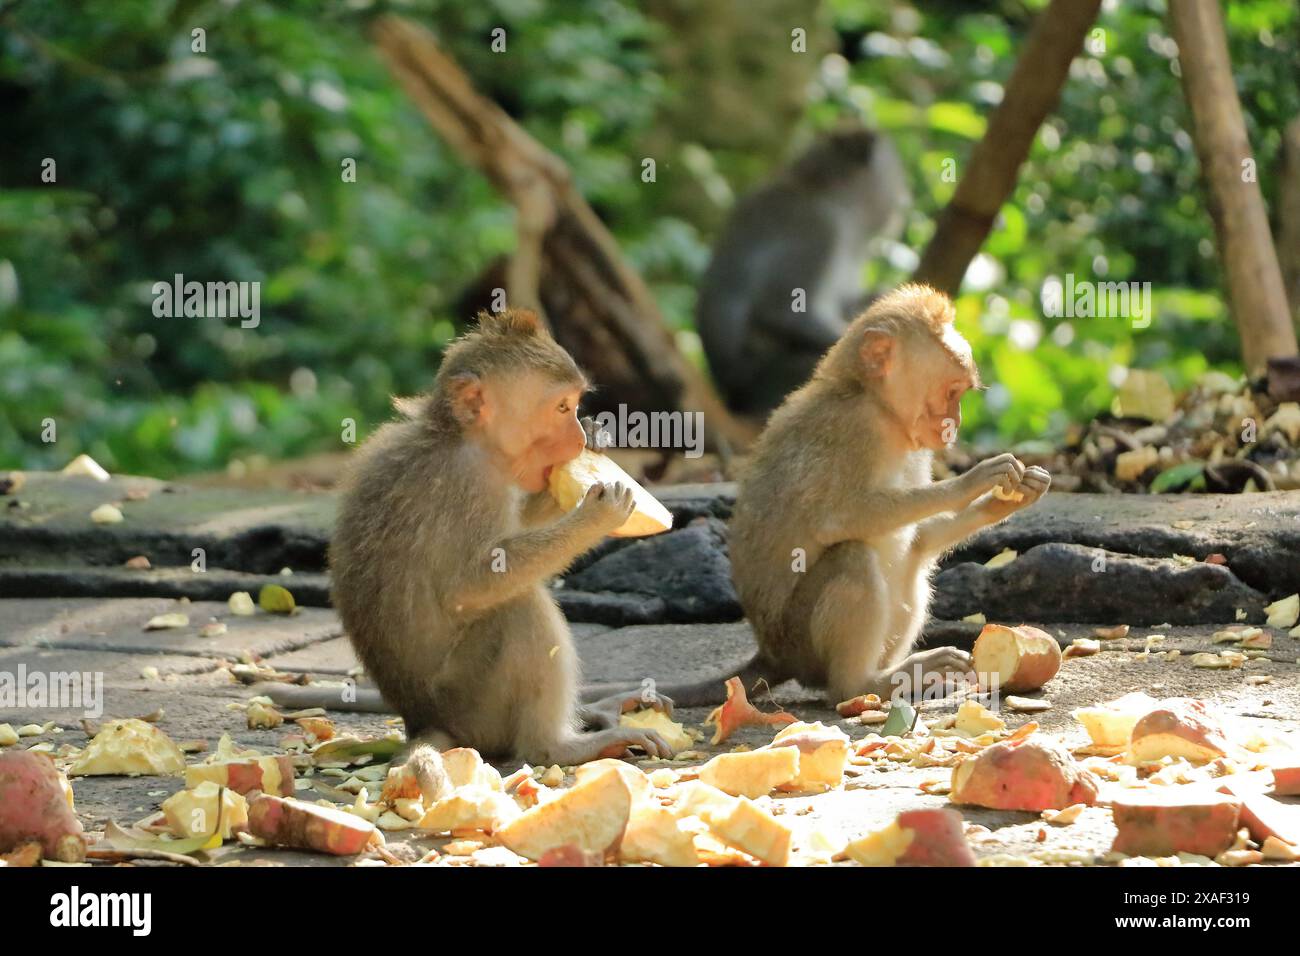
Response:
[[696, 126, 911, 418]]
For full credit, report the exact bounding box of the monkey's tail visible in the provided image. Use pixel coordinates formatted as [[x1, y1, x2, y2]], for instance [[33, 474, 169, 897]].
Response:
[[585, 653, 791, 710], [256, 682, 392, 713]]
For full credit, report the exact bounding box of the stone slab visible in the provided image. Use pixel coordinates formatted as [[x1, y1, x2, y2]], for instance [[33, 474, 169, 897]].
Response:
[[0, 597, 341, 659]]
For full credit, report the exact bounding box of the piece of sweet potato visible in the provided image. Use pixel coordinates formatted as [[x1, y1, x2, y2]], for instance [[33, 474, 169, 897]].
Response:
[[1217, 779, 1300, 847], [1072, 692, 1160, 749], [0, 751, 87, 862], [418, 787, 519, 834], [247, 793, 380, 855], [704, 676, 796, 745], [1128, 698, 1230, 765], [836, 694, 883, 718], [1272, 764, 1300, 797], [69, 718, 186, 776], [844, 808, 976, 867], [1111, 791, 1241, 858], [950, 735, 1098, 812], [549, 449, 673, 538], [497, 767, 631, 862], [702, 797, 791, 867], [620, 805, 700, 867], [538, 844, 605, 866], [973, 624, 1062, 693], [699, 746, 799, 799], [186, 754, 296, 796], [769, 722, 850, 792]]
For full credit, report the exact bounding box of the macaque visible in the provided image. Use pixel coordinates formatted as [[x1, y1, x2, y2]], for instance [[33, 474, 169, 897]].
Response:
[[665, 285, 1050, 706], [267, 310, 673, 765], [696, 126, 910, 416]]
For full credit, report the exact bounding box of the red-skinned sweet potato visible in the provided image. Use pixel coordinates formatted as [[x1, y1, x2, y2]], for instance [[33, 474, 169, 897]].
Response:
[[950, 735, 1097, 812], [0, 751, 86, 862], [1272, 764, 1300, 796], [844, 809, 976, 867], [1111, 791, 1241, 858], [704, 676, 796, 745], [246, 793, 379, 855], [1217, 779, 1300, 847], [1128, 698, 1230, 765], [973, 624, 1062, 693], [186, 755, 296, 796]]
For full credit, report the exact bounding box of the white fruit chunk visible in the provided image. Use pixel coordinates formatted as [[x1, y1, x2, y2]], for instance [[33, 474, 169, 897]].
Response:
[[549, 449, 673, 538], [62, 453, 111, 481]]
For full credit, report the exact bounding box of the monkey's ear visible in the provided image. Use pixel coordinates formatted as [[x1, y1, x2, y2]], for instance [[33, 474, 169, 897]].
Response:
[[446, 372, 486, 427], [858, 330, 895, 377]]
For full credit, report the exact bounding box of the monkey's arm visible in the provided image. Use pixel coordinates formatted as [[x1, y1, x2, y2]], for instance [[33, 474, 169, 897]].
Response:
[[913, 498, 1003, 558], [451, 515, 606, 615], [914, 465, 1051, 557], [817, 478, 972, 545], [520, 490, 565, 527], [818, 454, 1025, 545]]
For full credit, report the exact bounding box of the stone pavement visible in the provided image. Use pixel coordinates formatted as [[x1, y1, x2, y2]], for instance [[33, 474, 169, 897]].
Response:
[[2, 472, 1298, 866]]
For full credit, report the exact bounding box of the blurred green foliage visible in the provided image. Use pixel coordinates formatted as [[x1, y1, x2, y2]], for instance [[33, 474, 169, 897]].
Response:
[[0, 0, 1296, 474]]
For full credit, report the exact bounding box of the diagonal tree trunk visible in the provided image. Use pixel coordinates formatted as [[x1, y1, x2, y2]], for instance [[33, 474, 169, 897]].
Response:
[[912, 0, 1101, 295], [1169, 0, 1298, 378], [371, 15, 755, 451]]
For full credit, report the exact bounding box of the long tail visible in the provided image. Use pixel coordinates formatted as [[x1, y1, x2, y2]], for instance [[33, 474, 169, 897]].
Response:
[[257, 682, 392, 713], [582, 653, 790, 709]]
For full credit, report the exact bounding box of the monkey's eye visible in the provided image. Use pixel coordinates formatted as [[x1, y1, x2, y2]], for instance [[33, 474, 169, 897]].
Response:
[[557, 400, 571, 414]]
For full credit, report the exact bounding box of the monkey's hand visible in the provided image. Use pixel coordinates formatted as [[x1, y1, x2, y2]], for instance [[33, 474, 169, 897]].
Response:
[[573, 480, 635, 534], [957, 453, 1025, 506], [581, 416, 614, 452], [980, 464, 1050, 519], [886, 647, 975, 700], [549, 727, 676, 763], [579, 689, 674, 730]]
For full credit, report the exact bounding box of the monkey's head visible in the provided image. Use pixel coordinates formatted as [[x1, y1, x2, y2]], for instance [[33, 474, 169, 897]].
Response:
[[832, 284, 981, 451], [423, 309, 589, 493], [789, 126, 878, 184]]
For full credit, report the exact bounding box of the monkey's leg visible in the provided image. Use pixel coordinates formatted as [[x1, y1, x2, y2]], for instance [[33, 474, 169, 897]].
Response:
[[801, 543, 969, 702], [461, 594, 676, 764]]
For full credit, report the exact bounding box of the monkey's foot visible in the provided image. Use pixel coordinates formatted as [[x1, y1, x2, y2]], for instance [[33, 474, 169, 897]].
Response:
[[545, 727, 675, 764], [578, 690, 674, 730], [882, 647, 975, 700]]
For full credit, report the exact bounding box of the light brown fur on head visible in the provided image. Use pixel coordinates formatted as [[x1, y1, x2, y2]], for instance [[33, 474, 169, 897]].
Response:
[[396, 309, 586, 430], [819, 283, 980, 390]]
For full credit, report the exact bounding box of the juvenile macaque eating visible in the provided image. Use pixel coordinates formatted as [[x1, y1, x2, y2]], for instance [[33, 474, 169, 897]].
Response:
[[267, 309, 674, 766], [662, 284, 1051, 706]]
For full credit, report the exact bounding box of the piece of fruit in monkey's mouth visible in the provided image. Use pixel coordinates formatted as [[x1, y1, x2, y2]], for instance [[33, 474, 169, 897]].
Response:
[[548, 449, 674, 537]]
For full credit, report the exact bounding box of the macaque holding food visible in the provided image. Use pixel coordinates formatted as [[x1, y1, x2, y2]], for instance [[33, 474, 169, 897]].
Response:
[[268, 310, 674, 766], [665, 285, 1050, 706]]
